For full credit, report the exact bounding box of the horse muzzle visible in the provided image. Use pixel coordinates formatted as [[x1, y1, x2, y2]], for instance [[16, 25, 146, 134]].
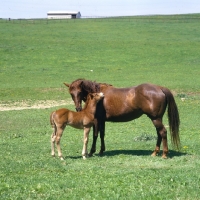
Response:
[[76, 107, 82, 112]]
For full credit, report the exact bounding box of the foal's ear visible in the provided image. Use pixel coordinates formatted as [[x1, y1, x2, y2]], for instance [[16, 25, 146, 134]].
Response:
[[64, 83, 70, 87], [89, 93, 94, 99]]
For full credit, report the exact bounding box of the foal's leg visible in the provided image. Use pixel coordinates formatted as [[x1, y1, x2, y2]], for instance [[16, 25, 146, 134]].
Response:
[[51, 133, 56, 157], [55, 127, 64, 160], [151, 118, 168, 158], [82, 127, 90, 159], [50, 113, 56, 157]]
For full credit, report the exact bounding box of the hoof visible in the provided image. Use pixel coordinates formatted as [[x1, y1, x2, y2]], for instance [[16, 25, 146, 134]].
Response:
[[59, 156, 64, 161], [82, 154, 88, 160], [151, 150, 160, 157], [98, 150, 104, 156], [89, 149, 96, 157], [83, 156, 87, 160], [82, 153, 89, 160], [151, 152, 157, 157], [161, 155, 168, 159], [88, 153, 93, 157]]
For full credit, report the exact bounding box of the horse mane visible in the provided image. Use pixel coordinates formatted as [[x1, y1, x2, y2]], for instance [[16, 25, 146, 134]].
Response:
[[70, 78, 112, 93], [82, 80, 112, 92], [82, 80, 100, 93]]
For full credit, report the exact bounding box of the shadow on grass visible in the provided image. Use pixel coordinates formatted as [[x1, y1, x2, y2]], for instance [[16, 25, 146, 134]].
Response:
[[64, 150, 187, 159], [98, 149, 187, 158], [65, 155, 83, 160]]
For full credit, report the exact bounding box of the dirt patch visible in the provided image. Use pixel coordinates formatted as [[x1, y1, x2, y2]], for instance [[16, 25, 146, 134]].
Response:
[[0, 100, 74, 111]]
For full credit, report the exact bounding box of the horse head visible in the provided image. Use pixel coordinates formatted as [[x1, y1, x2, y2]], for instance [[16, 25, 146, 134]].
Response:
[[64, 79, 87, 112], [64, 81, 84, 111], [64, 79, 101, 112]]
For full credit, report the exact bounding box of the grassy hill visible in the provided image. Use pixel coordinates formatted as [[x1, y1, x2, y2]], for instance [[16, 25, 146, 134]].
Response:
[[0, 14, 200, 199]]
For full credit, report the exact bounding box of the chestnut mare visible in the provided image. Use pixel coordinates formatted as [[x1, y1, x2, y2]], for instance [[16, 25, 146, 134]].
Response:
[[50, 92, 104, 160], [64, 79, 180, 158]]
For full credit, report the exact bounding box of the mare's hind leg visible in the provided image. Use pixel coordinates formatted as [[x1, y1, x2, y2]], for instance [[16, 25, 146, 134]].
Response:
[[151, 129, 162, 157], [151, 118, 168, 158]]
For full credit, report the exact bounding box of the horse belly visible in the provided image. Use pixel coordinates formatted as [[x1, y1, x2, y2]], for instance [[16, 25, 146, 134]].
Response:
[[69, 122, 84, 129], [106, 110, 143, 122], [67, 117, 84, 129]]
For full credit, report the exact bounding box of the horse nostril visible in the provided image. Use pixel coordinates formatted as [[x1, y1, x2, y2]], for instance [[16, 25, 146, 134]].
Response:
[[76, 107, 82, 112]]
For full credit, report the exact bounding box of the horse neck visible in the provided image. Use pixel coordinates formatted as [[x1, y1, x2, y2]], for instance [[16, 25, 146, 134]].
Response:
[[100, 84, 112, 92]]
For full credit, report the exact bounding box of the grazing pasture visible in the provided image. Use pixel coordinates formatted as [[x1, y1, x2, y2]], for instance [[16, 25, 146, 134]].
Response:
[[0, 15, 200, 199]]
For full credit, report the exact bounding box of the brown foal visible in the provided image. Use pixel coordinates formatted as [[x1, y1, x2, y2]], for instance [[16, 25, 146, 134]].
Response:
[[50, 92, 104, 160]]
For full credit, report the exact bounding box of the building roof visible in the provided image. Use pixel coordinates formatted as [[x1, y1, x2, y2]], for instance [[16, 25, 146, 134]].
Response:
[[47, 11, 80, 15]]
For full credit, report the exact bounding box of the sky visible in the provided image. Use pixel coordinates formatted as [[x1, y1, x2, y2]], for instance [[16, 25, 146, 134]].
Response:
[[1, 0, 200, 19]]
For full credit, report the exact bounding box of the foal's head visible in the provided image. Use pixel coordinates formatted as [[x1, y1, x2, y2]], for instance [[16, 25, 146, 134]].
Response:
[[83, 92, 104, 109], [64, 79, 100, 112]]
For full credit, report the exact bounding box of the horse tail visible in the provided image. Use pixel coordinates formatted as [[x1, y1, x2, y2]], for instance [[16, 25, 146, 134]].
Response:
[[50, 111, 57, 136], [161, 88, 180, 150]]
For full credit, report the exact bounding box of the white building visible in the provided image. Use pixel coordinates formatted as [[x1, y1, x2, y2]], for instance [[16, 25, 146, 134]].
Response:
[[47, 11, 81, 19]]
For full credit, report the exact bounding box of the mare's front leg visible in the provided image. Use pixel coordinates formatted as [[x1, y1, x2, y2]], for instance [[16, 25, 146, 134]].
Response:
[[99, 120, 106, 155], [89, 123, 98, 156], [82, 127, 90, 159], [151, 118, 168, 158]]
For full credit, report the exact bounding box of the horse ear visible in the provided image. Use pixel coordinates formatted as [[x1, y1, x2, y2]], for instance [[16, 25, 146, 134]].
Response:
[[89, 93, 94, 99], [80, 80, 84, 87], [64, 83, 70, 87]]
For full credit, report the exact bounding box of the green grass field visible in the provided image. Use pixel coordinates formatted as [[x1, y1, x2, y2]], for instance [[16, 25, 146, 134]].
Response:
[[0, 15, 200, 199]]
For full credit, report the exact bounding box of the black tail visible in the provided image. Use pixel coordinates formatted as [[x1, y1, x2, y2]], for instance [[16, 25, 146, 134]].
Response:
[[161, 88, 180, 149]]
